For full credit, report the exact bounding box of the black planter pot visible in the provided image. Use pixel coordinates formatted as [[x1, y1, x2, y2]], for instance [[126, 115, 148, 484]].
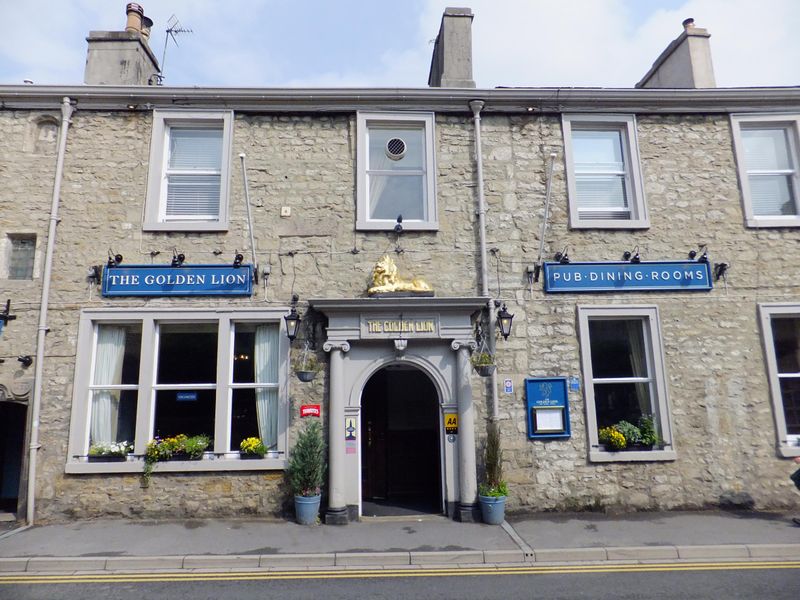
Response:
[[88, 455, 128, 462], [239, 452, 265, 460], [167, 452, 203, 461], [474, 364, 496, 377], [295, 370, 317, 382]]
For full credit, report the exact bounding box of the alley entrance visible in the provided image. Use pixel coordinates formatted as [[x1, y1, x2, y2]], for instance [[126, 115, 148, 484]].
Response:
[[0, 401, 26, 513], [360, 365, 442, 516]]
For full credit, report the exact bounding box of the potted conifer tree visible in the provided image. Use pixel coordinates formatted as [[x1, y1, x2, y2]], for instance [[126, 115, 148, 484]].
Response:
[[478, 423, 508, 525], [287, 419, 326, 525]]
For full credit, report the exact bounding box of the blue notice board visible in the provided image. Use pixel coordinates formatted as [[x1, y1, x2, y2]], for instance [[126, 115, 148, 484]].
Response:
[[525, 377, 571, 439]]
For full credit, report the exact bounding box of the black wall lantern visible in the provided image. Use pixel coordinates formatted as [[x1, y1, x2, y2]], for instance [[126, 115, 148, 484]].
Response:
[[497, 303, 514, 340], [284, 294, 302, 342]]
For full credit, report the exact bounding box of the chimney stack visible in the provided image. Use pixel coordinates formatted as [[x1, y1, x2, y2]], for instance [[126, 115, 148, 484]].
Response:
[[84, 3, 160, 85], [428, 7, 475, 88], [636, 18, 716, 88]]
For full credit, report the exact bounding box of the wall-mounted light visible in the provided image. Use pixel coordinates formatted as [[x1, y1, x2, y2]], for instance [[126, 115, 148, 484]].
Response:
[[554, 246, 570, 264], [17, 355, 33, 368], [107, 251, 123, 268], [171, 250, 185, 268], [623, 245, 640, 263], [394, 214, 403, 234], [284, 294, 302, 342], [87, 265, 102, 284], [714, 262, 729, 281], [233, 252, 244, 268], [496, 303, 514, 341], [692, 244, 709, 263]]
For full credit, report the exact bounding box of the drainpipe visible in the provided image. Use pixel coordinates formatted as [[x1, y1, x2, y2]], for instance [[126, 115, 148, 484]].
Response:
[[25, 96, 73, 526], [469, 100, 499, 421]]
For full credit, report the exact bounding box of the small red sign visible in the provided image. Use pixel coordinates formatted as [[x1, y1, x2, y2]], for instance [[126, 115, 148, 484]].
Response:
[[300, 404, 321, 418]]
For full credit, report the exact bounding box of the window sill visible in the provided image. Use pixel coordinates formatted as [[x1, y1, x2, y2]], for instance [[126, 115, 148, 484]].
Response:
[[745, 217, 800, 228], [356, 220, 439, 232], [143, 221, 229, 233], [778, 445, 800, 458], [569, 219, 650, 230], [589, 448, 676, 463], [65, 456, 286, 474]]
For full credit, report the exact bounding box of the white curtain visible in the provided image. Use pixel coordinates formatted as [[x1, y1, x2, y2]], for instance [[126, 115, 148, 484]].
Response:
[[254, 325, 279, 450], [90, 325, 126, 444], [625, 319, 651, 418], [368, 140, 392, 218]]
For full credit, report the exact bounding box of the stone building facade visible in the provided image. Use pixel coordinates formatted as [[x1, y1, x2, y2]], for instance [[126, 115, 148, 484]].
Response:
[[0, 6, 799, 524]]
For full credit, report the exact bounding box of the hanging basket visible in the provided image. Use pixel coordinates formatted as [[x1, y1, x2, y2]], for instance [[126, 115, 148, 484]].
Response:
[[295, 370, 317, 383], [474, 364, 496, 377]]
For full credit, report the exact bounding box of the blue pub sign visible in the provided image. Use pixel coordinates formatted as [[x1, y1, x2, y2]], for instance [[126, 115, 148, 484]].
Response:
[[102, 264, 253, 297], [525, 377, 571, 439], [543, 260, 713, 293]]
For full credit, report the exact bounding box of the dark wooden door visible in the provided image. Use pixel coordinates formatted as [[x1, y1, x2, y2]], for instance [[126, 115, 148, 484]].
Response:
[[361, 367, 440, 512], [361, 370, 388, 499]]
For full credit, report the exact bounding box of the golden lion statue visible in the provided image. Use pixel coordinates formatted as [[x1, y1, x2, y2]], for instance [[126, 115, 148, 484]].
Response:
[[368, 255, 432, 295]]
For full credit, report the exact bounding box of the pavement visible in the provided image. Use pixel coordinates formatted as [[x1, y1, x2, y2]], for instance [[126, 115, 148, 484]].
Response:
[[0, 510, 798, 573]]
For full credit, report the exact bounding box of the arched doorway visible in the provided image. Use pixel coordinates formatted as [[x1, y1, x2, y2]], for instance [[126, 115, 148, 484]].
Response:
[[360, 365, 442, 516]]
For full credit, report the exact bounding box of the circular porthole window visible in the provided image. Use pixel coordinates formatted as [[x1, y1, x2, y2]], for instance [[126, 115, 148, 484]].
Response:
[[385, 137, 407, 160]]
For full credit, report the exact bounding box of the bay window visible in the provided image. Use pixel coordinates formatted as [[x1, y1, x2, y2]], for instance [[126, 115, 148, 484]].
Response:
[[66, 309, 289, 473]]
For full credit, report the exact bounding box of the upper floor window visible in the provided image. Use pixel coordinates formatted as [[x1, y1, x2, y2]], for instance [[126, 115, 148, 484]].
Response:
[[758, 304, 800, 457], [577, 305, 676, 462], [7, 235, 35, 280], [144, 110, 233, 232], [731, 115, 800, 227], [356, 112, 437, 231], [562, 115, 648, 229]]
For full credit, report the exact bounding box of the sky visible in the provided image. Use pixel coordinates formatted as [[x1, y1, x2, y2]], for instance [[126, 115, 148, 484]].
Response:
[[0, 0, 797, 89]]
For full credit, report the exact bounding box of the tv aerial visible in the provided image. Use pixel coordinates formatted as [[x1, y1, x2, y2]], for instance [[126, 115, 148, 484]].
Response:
[[158, 14, 193, 84]]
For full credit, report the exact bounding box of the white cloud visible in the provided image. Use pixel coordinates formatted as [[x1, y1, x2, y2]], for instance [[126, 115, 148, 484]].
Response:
[[0, 0, 796, 87]]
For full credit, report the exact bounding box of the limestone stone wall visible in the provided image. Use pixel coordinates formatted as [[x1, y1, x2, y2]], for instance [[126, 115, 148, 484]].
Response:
[[2, 107, 798, 521], [480, 114, 800, 512]]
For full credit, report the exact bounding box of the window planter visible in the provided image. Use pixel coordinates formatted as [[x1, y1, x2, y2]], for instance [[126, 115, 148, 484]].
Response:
[[87, 455, 129, 463], [239, 452, 265, 460], [295, 370, 317, 383]]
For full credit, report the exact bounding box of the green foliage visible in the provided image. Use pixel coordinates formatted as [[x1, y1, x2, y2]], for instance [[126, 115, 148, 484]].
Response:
[[292, 353, 321, 373], [637, 415, 660, 447], [141, 434, 211, 487], [599, 416, 662, 451], [471, 351, 495, 367], [288, 420, 326, 497], [481, 424, 507, 497], [615, 420, 642, 445]]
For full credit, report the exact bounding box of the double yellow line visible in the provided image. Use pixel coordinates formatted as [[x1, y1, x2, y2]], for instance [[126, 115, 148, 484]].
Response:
[[1, 560, 799, 585]]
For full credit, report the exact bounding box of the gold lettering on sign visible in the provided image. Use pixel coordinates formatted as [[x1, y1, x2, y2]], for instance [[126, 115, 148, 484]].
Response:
[[364, 319, 436, 335]]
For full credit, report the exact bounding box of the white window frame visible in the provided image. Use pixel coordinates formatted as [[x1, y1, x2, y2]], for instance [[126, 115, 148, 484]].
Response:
[[356, 111, 438, 231], [730, 114, 800, 228], [65, 308, 290, 474], [758, 303, 800, 457], [577, 305, 676, 462], [562, 114, 648, 229], [144, 110, 233, 232]]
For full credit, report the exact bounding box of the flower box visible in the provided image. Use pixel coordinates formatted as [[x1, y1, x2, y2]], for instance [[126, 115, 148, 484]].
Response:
[[88, 455, 128, 462], [167, 452, 202, 461], [239, 452, 265, 460]]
